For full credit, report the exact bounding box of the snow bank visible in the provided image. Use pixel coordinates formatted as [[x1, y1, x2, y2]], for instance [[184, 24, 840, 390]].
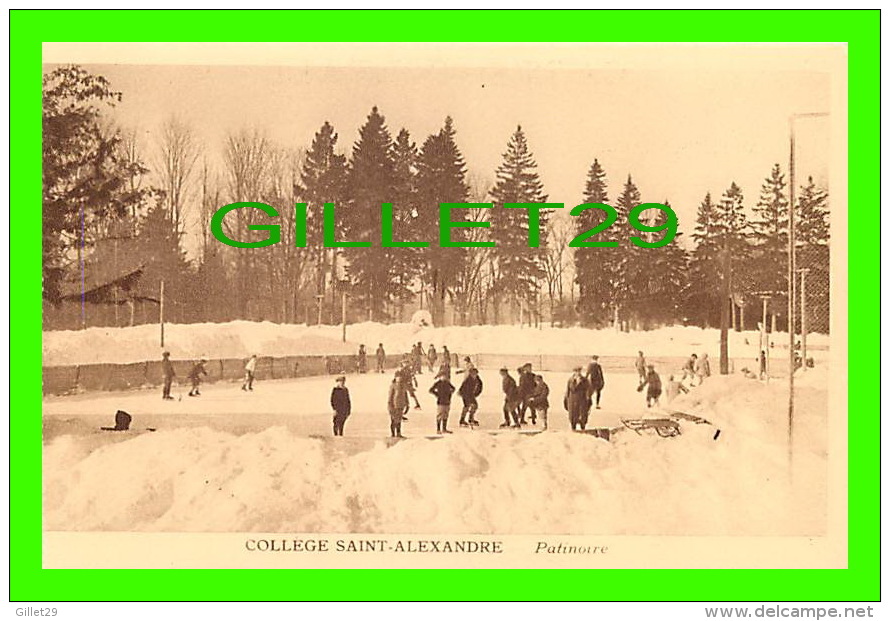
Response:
[[44, 369, 828, 535], [43, 320, 830, 367]]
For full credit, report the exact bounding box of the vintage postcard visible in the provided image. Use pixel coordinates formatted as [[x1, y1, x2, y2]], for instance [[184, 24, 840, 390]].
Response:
[[41, 41, 847, 569]]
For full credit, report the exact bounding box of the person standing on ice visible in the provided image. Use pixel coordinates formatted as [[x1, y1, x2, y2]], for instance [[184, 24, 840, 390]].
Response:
[[330, 376, 351, 436], [664, 374, 689, 403], [682, 354, 698, 384], [242, 354, 257, 391], [499, 367, 521, 428], [357, 344, 368, 374], [634, 351, 647, 386], [396, 358, 421, 413], [429, 372, 456, 434], [517, 363, 537, 425], [586, 355, 605, 409], [458, 366, 483, 427], [441, 345, 451, 367], [564, 367, 591, 431], [376, 343, 386, 373], [412, 342, 425, 375], [161, 351, 176, 400], [637, 364, 663, 408], [187, 358, 208, 397], [388, 375, 408, 438], [695, 353, 711, 385], [532, 374, 550, 430], [427, 344, 437, 373], [456, 356, 475, 374]]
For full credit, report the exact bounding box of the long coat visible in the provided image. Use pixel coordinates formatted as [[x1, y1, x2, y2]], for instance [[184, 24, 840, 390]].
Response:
[[564, 375, 591, 417], [586, 361, 605, 390]]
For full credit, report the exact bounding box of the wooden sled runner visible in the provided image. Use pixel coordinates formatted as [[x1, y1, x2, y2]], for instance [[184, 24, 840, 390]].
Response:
[[620, 418, 682, 438]]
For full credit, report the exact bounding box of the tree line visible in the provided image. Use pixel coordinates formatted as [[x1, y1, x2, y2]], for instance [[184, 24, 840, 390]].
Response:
[[42, 65, 830, 333]]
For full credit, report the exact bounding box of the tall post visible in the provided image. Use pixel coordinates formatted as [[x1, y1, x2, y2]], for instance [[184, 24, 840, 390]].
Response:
[[341, 291, 347, 343], [787, 117, 796, 473], [799, 268, 809, 372], [760, 295, 770, 378], [315, 294, 324, 326], [159, 280, 165, 348], [719, 242, 730, 375]]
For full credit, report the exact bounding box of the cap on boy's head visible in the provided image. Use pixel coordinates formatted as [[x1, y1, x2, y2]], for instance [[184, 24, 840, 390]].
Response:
[[647, 364, 655, 369], [162, 351, 170, 357], [499, 367, 508, 372], [335, 376, 346, 383], [591, 355, 599, 360], [573, 366, 583, 372]]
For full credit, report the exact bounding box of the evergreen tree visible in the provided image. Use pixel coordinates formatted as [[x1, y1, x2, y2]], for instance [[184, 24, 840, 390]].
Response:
[[795, 177, 830, 333], [750, 164, 788, 296], [342, 107, 406, 320], [635, 200, 689, 327], [611, 175, 642, 327], [416, 117, 471, 325], [389, 127, 424, 318], [687, 192, 722, 327], [42, 65, 151, 304], [574, 158, 615, 326], [489, 125, 549, 321]]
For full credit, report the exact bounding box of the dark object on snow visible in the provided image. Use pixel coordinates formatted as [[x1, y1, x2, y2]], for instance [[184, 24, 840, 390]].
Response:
[[101, 409, 132, 431], [713, 429, 721, 441]]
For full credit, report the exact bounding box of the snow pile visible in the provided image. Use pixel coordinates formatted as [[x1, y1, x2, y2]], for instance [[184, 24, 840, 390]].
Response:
[[43, 370, 828, 535], [43, 320, 830, 366]]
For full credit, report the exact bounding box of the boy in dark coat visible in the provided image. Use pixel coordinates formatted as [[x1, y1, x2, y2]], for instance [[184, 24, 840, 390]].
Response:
[[532, 374, 550, 430], [638, 365, 662, 408], [517, 363, 537, 425], [161, 351, 175, 400], [376, 343, 386, 373], [330, 376, 351, 436], [586, 355, 605, 409], [187, 358, 208, 397], [564, 368, 591, 431], [357, 345, 367, 374], [499, 368, 521, 429], [429, 372, 456, 434], [458, 367, 483, 427]]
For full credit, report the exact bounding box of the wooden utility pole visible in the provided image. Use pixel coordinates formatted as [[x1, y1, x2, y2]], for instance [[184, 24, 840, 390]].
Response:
[[341, 291, 348, 343], [799, 268, 810, 372], [159, 280, 165, 348]]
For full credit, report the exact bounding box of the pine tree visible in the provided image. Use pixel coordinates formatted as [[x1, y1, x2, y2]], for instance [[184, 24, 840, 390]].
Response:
[[389, 127, 423, 318], [611, 175, 642, 327], [750, 164, 788, 296], [489, 125, 549, 322], [636, 200, 689, 327], [574, 158, 614, 326], [416, 117, 470, 325], [795, 177, 830, 333], [687, 192, 722, 327]]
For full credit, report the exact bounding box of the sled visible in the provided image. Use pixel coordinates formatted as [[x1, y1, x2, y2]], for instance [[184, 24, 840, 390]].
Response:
[[620, 418, 681, 438], [665, 410, 712, 426]]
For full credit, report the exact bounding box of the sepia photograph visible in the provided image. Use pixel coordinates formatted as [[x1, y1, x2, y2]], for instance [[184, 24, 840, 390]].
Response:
[[39, 42, 846, 569]]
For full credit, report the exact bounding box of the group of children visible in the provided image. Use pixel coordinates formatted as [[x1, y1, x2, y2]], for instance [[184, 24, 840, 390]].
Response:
[[633, 350, 711, 408]]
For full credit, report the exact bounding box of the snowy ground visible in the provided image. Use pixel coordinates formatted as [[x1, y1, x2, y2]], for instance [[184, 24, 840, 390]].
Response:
[[42, 320, 830, 367], [43, 361, 829, 536]]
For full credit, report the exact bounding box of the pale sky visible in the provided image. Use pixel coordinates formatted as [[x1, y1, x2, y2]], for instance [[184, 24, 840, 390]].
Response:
[[47, 44, 835, 252]]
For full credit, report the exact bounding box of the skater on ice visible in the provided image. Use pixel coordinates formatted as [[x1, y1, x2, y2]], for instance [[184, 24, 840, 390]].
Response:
[[586, 355, 605, 409], [564, 367, 591, 431], [242, 354, 257, 391], [161, 351, 175, 400], [517, 363, 536, 425], [456, 356, 475, 374], [634, 351, 647, 386], [427, 344, 437, 373], [412, 342, 425, 375], [387, 374, 408, 438], [532, 374, 550, 430], [458, 366, 483, 427], [187, 358, 208, 397], [438, 355, 452, 380], [429, 371, 456, 434], [330, 376, 351, 436], [396, 358, 421, 413], [499, 367, 521, 429], [638, 364, 662, 408], [357, 344, 368, 374], [441, 345, 451, 367], [376, 343, 386, 373]]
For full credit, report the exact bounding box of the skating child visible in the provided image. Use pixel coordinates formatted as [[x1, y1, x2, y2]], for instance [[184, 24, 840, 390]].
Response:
[[161, 351, 176, 400], [458, 367, 483, 427], [429, 372, 456, 434], [242, 354, 257, 391], [388, 375, 408, 438], [357, 344, 368, 374], [532, 374, 550, 430], [637, 364, 662, 408], [586, 355, 605, 409], [187, 358, 208, 397], [376, 343, 386, 373], [499, 368, 520, 428], [427, 344, 437, 373], [517, 363, 536, 425], [634, 351, 647, 386]]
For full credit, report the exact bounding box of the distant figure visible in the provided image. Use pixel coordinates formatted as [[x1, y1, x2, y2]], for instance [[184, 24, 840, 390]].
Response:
[[532, 375, 550, 430], [187, 358, 208, 397], [438, 356, 452, 380], [758, 350, 768, 379], [388, 375, 407, 438], [638, 364, 662, 408], [586, 355, 605, 409], [695, 353, 711, 385], [242, 354, 257, 391], [412, 342, 425, 375], [429, 372, 456, 434], [357, 344, 367, 374], [441, 345, 451, 367], [664, 374, 689, 403], [564, 367, 591, 431], [456, 356, 475, 374], [458, 366, 483, 427], [499, 367, 521, 429], [517, 363, 536, 425], [396, 358, 421, 411], [330, 376, 351, 436], [683, 353, 698, 383], [427, 344, 438, 373], [101, 409, 132, 431], [161, 351, 175, 400], [376, 343, 386, 373], [634, 351, 647, 386]]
